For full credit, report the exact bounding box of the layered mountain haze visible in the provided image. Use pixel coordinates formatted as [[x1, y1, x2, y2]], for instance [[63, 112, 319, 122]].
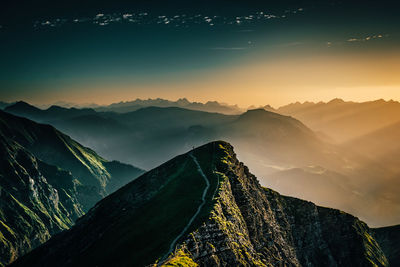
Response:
[[5, 101, 400, 226], [4, 103, 338, 199], [345, 121, 400, 173], [278, 99, 400, 143], [272, 99, 400, 226], [94, 98, 244, 115], [219, 108, 328, 168], [12, 141, 394, 267], [5, 98, 243, 115], [0, 110, 143, 266], [4, 102, 236, 168], [265, 167, 358, 211], [4, 102, 326, 171], [343, 122, 400, 220]]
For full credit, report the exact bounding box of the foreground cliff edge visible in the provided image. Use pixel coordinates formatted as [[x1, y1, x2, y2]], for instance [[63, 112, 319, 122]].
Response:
[[12, 141, 393, 266]]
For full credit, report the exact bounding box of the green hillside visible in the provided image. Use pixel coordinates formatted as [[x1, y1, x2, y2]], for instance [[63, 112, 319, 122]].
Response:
[[0, 110, 143, 209], [0, 110, 143, 266]]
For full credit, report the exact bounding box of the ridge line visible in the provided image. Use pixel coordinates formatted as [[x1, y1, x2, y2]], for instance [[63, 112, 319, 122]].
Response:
[[159, 153, 210, 264]]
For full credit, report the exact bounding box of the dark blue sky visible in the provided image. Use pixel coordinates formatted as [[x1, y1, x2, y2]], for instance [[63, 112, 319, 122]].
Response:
[[1, 0, 399, 106]]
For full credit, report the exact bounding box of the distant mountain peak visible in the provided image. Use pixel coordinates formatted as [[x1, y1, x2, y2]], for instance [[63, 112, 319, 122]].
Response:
[[246, 108, 267, 113], [15, 100, 31, 105], [246, 105, 276, 112], [95, 98, 244, 114], [176, 97, 190, 104], [47, 105, 67, 111], [328, 98, 345, 104], [5, 101, 40, 111], [242, 108, 279, 117], [263, 104, 276, 111]]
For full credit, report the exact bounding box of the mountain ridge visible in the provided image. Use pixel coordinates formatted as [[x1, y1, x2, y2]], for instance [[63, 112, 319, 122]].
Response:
[[94, 98, 244, 115], [13, 141, 391, 267], [277, 98, 400, 143], [4, 101, 97, 123]]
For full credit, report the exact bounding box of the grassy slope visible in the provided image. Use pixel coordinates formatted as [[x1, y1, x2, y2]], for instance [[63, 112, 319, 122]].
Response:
[[0, 135, 85, 266], [0, 110, 143, 210], [0, 110, 143, 265], [0, 110, 109, 187], [13, 142, 224, 267], [72, 143, 221, 266]]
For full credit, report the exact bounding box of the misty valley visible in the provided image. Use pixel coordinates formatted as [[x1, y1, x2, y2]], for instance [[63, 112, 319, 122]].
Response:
[[0, 98, 399, 266]]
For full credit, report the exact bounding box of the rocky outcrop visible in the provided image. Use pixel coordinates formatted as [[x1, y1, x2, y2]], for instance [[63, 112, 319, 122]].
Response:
[[169, 142, 388, 266], [0, 136, 84, 266]]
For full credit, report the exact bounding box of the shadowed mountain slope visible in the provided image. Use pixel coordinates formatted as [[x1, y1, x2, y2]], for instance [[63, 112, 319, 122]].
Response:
[[0, 135, 84, 266], [4, 101, 97, 123], [0, 110, 143, 266], [0, 110, 143, 204], [13, 141, 389, 267], [345, 121, 400, 173], [277, 99, 400, 143], [373, 225, 400, 266], [220, 108, 326, 166], [0, 101, 12, 110]]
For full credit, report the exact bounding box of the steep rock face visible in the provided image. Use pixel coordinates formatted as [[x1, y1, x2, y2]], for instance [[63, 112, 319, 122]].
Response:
[[172, 143, 387, 266], [373, 225, 400, 266], [0, 110, 144, 210], [0, 135, 84, 266], [0, 111, 143, 266], [13, 141, 388, 267]]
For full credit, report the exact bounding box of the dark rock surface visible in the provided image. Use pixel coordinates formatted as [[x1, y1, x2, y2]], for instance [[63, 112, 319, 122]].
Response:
[[176, 142, 388, 266], [373, 225, 400, 266]]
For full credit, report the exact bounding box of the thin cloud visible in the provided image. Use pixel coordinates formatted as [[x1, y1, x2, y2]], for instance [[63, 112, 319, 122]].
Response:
[[280, 42, 304, 47], [209, 47, 247, 50], [326, 34, 388, 47], [347, 34, 386, 42]]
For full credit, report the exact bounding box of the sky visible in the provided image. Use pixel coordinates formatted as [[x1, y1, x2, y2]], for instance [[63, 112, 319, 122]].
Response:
[[1, 0, 399, 107]]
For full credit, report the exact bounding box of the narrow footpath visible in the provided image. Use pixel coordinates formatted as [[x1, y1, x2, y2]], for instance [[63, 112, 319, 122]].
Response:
[[161, 153, 210, 263]]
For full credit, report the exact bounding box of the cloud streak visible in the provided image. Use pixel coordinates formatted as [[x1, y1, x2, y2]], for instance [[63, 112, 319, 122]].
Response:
[[347, 34, 386, 42], [29, 9, 303, 30], [209, 47, 247, 50]]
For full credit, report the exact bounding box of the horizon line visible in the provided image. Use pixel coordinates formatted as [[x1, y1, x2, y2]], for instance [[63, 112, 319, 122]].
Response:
[[2, 97, 400, 111]]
